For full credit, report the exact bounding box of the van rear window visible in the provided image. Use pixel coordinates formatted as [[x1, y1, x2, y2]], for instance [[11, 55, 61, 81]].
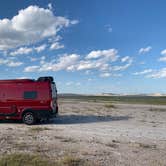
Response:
[[23, 91, 37, 99]]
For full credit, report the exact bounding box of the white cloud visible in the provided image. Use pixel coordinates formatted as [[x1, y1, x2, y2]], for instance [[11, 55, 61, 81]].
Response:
[[7, 61, 23, 67], [161, 49, 166, 55], [17, 77, 29, 79], [100, 72, 111, 77], [70, 20, 79, 25], [105, 24, 112, 33], [88, 78, 93, 81], [113, 58, 133, 71], [50, 42, 64, 50], [158, 49, 166, 62], [24, 54, 80, 72], [10, 47, 33, 56], [0, 5, 78, 50], [146, 68, 166, 78], [24, 66, 39, 72], [66, 81, 81, 86], [10, 44, 46, 56], [133, 69, 153, 75], [121, 56, 130, 62], [23, 48, 132, 78], [159, 56, 166, 62], [139, 46, 152, 54], [35, 44, 47, 53], [86, 49, 118, 61], [48, 3, 53, 10], [66, 81, 73, 86], [76, 82, 81, 86], [0, 58, 23, 67]]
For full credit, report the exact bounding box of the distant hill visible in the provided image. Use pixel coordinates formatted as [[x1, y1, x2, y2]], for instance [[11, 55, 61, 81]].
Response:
[[58, 93, 166, 97]]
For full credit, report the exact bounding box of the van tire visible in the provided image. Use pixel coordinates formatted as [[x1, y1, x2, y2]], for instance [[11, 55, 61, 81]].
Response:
[[23, 112, 36, 125]]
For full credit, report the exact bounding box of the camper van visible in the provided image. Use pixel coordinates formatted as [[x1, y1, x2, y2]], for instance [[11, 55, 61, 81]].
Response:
[[0, 76, 58, 125]]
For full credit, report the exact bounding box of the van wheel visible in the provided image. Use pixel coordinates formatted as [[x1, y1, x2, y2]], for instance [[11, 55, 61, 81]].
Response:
[[23, 112, 36, 125]]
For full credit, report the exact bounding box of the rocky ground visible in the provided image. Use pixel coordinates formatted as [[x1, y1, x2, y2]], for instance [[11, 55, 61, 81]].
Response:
[[0, 99, 166, 165]]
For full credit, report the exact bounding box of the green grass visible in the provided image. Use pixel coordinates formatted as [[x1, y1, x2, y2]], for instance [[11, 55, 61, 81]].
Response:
[[138, 143, 157, 149], [149, 108, 166, 112], [29, 127, 51, 132], [104, 104, 116, 109], [59, 95, 166, 105], [0, 153, 54, 166], [0, 153, 88, 166], [58, 155, 87, 166]]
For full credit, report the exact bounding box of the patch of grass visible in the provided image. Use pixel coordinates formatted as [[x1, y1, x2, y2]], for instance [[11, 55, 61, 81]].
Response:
[[61, 138, 78, 143], [0, 153, 55, 166], [29, 127, 51, 132], [138, 143, 157, 149], [0, 153, 89, 166], [14, 142, 29, 150], [104, 104, 116, 109], [59, 95, 166, 105], [149, 108, 166, 112], [58, 155, 87, 166]]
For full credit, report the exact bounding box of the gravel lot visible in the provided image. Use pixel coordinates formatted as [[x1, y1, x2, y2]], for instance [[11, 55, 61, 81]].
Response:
[[0, 99, 166, 165]]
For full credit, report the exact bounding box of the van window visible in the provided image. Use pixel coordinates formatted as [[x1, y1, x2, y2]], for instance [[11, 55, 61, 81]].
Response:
[[24, 91, 37, 99]]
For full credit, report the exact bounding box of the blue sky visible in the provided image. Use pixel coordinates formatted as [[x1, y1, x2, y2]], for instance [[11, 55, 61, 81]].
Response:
[[0, 0, 166, 94]]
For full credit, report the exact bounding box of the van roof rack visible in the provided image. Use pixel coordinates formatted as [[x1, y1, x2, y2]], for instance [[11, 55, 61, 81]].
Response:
[[37, 76, 54, 82]]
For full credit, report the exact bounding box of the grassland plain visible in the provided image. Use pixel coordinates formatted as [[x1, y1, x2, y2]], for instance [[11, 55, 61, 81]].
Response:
[[59, 95, 166, 105], [0, 96, 166, 166]]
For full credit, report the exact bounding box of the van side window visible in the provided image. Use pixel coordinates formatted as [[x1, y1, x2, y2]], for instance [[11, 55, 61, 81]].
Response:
[[23, 91, 37, 99]]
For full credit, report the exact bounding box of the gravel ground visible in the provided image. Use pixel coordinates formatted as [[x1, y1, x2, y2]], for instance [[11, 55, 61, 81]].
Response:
[[0, 99, 166, 165]]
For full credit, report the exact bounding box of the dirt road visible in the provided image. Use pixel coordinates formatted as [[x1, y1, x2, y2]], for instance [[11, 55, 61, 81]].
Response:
[[0, 99, 166, 165]]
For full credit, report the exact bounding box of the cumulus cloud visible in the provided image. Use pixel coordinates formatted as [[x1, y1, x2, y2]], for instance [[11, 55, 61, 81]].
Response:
[[0, 58, 23, 67], [10, 44, 47, 55], [146, 68, 166, 78], [161, 49, 166, 55], [23, 48, 132, 78], [159, 56, 166, 62], [100, 72, 111, 77], [48, 3, 53, 10], [121, 56, 130, 62], [139, 46, 152, 54], [10, 47, 33, 56], [158, 49, 166, 62], [133, 69, 153, 75], [35, 44, 47, 53], [24, 54, 79, 72], [0, 5, 78, 50], [86, 49, 118, 61], [50, 42, 64, 50], [113, 58, 133, 71], [24, 66, 39, 72]]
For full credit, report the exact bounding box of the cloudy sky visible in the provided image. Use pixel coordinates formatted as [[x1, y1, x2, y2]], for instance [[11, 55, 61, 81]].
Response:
[[0, 0, 166, 94]]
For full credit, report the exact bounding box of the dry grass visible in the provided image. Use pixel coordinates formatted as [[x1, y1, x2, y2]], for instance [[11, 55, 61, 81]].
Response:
[[149, 108, 166, 112], [0, 153, 89, 166], [138, 143, 157, 149], [58, 155, 88, 166], [29, 127, 51, 132], [104, 104, 116, 109], [0, 153, 55, 166]]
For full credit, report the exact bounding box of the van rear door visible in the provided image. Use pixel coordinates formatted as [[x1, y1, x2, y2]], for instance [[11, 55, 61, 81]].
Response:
[[0, 84, 18, 116]]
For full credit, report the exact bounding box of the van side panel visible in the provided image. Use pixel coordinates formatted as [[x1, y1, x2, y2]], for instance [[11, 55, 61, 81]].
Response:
[[0, 81, 52, 120]]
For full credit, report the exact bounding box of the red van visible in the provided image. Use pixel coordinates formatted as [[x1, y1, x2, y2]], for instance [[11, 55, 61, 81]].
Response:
[[0, 76, 58, 125]]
